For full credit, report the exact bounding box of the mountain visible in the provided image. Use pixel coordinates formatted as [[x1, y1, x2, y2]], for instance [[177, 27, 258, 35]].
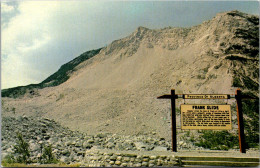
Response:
[[1, 48, 102, 98], [2, 10, 259, 141]]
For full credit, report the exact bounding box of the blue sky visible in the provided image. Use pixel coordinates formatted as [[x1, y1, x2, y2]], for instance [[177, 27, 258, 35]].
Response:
[[1, 1, 259, 89]]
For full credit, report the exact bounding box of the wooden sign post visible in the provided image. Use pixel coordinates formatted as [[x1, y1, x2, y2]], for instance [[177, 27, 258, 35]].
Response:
[[157, 88, 256, 153], [235, 89, 246, 153], [170, 89, 177, 152], [157, 89, 178, 152]]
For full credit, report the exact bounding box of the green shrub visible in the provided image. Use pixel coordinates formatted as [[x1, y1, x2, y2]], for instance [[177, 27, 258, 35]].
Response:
[[2, 154, 15, 165], [232, 76, 243, 87], [197, 74, 206, 79], [242, 99, 259, 148], [203, 66, 209, 73], [190, 135, 195, 143], [13, 132, 31, 164], [195, 130, 239, 150], [39, 144, 58, 164]]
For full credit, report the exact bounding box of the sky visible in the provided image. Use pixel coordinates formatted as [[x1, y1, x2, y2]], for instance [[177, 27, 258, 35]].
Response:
[[1, 1, 259, 89]]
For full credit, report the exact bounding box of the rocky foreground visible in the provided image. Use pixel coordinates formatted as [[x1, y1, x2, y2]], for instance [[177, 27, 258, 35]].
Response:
[[1, 116, 203, 164]]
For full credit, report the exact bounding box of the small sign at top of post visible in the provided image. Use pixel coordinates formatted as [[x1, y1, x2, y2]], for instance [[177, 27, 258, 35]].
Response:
[[184, 94, 229, 99]]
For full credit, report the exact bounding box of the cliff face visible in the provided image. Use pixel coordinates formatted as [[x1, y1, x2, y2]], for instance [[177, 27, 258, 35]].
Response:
[[2, 11, 259, 139]]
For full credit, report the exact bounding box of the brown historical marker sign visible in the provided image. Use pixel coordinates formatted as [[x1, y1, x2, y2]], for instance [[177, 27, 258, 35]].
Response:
[[157, 89, 256, 153], [181, 104, 232, 130]]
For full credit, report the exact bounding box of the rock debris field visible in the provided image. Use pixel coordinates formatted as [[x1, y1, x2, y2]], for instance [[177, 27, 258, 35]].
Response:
[[1, 116, 202, 164]]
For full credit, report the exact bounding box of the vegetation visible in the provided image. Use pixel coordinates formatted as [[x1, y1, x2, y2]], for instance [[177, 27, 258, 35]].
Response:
[[202, 66, 209, 73], [207, 74, 217, 79], [1, 163, 81, 167], [41, 48, 102, 87], [176, 108, 181, 115], [197, 74, 206, 79], [242, 99, 259, 148], [232, 76, 243, 87], [10, 132, 31, 164], [195, 97, 259, 150], [195, 130, 239, 150], [242, 76, 259, 90], [39, 145, 58, 164], [2, 133, 58, 166], [1, 48, 102, 98]]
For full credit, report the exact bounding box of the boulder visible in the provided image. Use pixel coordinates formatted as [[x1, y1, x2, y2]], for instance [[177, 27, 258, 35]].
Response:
[[134, 142, 147, 151], [153, 146, 168, 151], [106, 142, 115, 149], [60, 156, 70, 164]]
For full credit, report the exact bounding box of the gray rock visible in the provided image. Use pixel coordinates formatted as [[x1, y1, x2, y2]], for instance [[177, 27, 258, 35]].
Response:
[[61, 149, 70, 156], [71, 140, 76, 145], [87, 139, 94, 144], [106, 138, 114, 143], [47, 137, 58, 144], [91, 146, 103, 150], [142, 162, 148, 166], [2, 140, 7, 146], [75, 141, 82, 147], [121, 163, 127, 167], [178, 141, 184, 146], [115, 160, 121, 165], [30, 143, 40, 152], [43, 135, 50, 140], [96, 133, 106, 138], [135, 163, 142, 167], [106, 142, 115, 149], [69, 153, 77, 162], [115, 143, 125, 150], [60, 156, 70, 163], [153, 146, 168, 151], [83, 142, 92, 149], [123, 157, 130, 162], [109, 161, 115, 164], [110, 155, 117, 161], [134, 142, 147, 150], [2, 152, 8, 159]]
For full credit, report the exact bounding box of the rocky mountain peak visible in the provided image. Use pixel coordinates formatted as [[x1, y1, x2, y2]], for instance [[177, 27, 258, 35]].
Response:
[[1, 11, 258, 140], [136, 26, 150, 32], [101, 10, 258, 59]]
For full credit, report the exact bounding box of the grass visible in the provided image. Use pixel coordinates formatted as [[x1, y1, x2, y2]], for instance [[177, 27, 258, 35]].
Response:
[[1, 163, 81, 167]]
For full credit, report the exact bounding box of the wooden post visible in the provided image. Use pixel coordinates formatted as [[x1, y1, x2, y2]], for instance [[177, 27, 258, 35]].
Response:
[[235, 89, 246, 153], [171, 89, 177, 152]]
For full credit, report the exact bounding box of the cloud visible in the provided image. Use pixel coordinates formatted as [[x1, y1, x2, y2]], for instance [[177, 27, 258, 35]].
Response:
[[1, 1, 93, 89], [2, 1, 58, 88], [1, 2, 15, 13], [1, 1, 258, 89], [1, 1, 139, 89]]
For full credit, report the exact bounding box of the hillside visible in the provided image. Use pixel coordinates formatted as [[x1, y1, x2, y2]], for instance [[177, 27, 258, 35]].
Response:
[[1, 48, 102, 98], [1, 10, 259, 145]]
